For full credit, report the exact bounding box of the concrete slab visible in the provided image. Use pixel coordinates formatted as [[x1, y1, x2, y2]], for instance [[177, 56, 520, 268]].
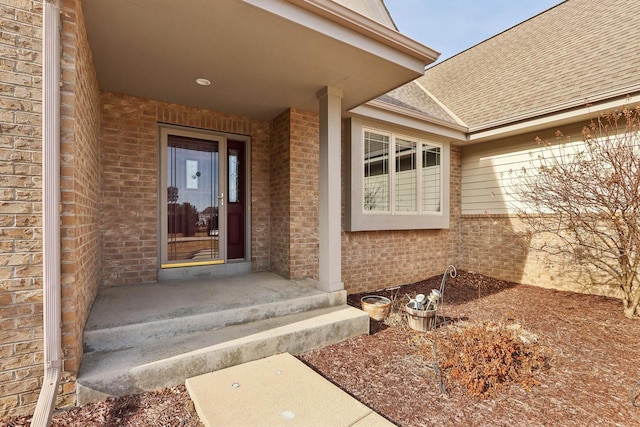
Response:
[[85, 272, 325, 330], [186, 353, 396, 427]]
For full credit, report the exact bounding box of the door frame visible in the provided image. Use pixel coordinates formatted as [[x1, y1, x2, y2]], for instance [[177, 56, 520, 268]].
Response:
[[158, 125, 252, 280]]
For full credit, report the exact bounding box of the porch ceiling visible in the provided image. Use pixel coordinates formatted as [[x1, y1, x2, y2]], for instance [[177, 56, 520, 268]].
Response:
[[82, 0, 438, 120]]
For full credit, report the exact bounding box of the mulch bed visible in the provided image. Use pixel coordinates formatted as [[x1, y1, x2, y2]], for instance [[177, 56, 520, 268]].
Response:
[[4, 271, 639, 426], [303, 271, 640, 426]]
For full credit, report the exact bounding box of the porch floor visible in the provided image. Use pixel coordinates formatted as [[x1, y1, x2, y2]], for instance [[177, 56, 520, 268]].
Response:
[[77, 272, 370, 405], [85, 271, 327, 331]]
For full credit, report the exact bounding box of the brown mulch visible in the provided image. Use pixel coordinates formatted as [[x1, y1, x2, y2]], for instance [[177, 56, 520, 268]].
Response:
[[4, 271, 640, 426], [2, 386, 202, 427]]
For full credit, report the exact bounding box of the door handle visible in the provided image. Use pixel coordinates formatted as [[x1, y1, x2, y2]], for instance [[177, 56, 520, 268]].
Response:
[[218, 192, 224, 206]]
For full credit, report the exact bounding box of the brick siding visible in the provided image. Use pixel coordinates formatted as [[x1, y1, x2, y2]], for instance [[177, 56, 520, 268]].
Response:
[[269, 108, 320, 280], [250, 120, 271, 271], [459, 215, 530, 283], [289, 109, 319, 280], [57, 0, 103, 409], [269, 110, 291, 277], [459, 214, 621, 298], [2, 0, 619, 419]]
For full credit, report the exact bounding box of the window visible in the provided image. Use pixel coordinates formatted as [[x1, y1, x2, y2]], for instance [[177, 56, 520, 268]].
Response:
[[364, 131, 389, 211], [395, 138, 417, 212], [422, 145, 441, 212], [347, 121, 449, 231]]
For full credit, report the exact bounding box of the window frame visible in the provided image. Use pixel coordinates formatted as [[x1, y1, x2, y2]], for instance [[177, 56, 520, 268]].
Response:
[[346, 119, 450, 231]]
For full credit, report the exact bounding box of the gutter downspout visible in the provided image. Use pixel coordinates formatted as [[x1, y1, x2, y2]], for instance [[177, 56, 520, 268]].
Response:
[[31, 1, 62, 426]]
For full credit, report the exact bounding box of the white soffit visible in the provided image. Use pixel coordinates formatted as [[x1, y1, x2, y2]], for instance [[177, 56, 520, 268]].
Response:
[[82, 0, 438, 120]]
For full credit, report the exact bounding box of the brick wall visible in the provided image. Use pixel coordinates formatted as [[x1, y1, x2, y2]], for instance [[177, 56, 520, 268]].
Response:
[[0, 0, 44, 418], [459, 214, 620, 297], [289, 109, 319, 280], [269, 108, 320, 280], [250, 121, 271, 271], [269, 110, 291, 277], [459, 215, 529, 283], [58, 0, 102, 408], [341, 144, 462, 294], [100, 92, 271, 286]]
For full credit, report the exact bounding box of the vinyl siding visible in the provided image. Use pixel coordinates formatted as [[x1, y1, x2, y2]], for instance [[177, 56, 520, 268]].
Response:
[[461, 123, 586, 214]]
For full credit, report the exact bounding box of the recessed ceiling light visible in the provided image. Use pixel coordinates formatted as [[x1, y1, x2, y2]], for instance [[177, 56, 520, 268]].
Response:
[[195, 78, 211, 86]]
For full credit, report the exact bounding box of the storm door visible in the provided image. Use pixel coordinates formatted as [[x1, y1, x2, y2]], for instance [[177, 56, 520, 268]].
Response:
[[162, 133, 225, 267]]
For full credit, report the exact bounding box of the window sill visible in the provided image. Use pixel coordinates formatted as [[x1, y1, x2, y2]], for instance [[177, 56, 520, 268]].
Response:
[[345, 211, 449, 231]]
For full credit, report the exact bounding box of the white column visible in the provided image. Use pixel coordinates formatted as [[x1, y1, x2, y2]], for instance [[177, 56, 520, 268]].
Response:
[[317, 86, 344, 292]]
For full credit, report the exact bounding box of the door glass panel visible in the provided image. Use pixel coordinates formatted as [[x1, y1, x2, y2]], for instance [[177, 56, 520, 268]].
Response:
[[228, 149, 239, 203], [167, 136, 220, 262]]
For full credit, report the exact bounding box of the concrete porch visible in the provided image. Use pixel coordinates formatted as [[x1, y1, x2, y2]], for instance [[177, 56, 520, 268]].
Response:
[[76, 272, 369, 405]]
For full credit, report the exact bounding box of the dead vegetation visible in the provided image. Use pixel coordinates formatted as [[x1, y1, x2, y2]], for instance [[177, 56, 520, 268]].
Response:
[[435, 322, 551, 397]]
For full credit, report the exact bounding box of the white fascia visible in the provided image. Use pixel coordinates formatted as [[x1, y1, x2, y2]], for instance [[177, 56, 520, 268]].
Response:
[[350, 101, 468, 142], [243, 0, 439, 72], [468, 87, 640, 144]]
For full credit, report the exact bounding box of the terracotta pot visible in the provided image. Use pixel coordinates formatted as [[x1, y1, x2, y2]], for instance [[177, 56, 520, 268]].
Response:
[[361, 295, 391, 321]]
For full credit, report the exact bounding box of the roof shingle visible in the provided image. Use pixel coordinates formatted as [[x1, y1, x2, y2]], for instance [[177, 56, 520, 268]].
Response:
[[408, 0, 640, 129], [376, 81, 461, 126]]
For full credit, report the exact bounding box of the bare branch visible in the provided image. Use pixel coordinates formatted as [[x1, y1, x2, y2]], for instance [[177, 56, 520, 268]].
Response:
[[513, 106, 640, 318]]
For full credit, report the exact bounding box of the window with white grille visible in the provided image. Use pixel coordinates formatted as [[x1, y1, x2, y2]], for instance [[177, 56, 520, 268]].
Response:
[[347, 121, 449, 231]]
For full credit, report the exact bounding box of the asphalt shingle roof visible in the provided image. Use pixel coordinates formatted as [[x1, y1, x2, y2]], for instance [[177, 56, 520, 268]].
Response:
[[403, 0, 640, 130], [376, 81, 461, 126]]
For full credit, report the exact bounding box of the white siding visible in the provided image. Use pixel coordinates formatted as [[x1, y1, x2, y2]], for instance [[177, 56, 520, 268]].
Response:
[[461, 125, 585, 214]]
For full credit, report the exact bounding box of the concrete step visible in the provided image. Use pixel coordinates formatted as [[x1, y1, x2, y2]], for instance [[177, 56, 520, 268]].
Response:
[[76, 305, 369, 406], [84, 290, 347, 353]]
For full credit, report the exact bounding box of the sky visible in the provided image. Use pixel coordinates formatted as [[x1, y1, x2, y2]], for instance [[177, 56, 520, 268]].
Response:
[[384, 0, 564, 64]]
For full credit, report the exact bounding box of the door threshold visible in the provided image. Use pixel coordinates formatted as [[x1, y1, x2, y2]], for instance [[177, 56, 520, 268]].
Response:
[[161, 260, 225, 269], [158, 261, 252, 281]]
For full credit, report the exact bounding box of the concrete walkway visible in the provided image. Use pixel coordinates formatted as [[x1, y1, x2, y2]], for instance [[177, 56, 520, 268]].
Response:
[[186, 353, 395, 427]]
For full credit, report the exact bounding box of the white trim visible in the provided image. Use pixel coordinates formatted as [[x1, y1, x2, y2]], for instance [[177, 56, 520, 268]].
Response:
[[282, 0, 439, 63], [469, 85, 640, 134], [32, 2, 62, 426], [243, 0, 436, 72], [355, 86, 640, 147], [346, 119, 450, 231], [468, 92, 640, 143], [350, 102, 468, 141]]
